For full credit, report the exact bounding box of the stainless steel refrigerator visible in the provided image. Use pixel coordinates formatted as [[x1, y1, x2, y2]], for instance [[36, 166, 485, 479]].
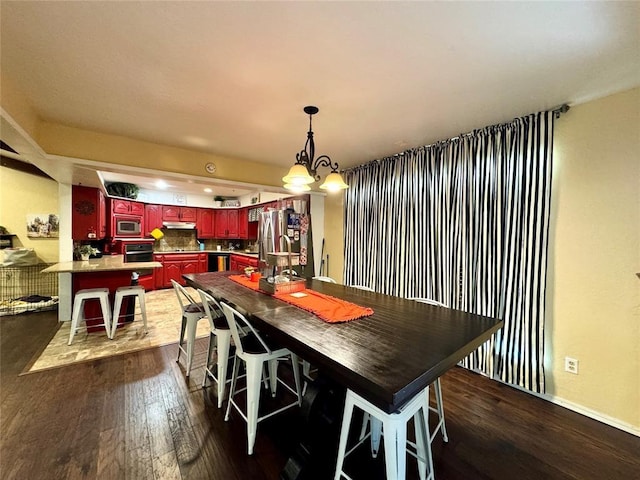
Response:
[[258, 201, 314, 278]]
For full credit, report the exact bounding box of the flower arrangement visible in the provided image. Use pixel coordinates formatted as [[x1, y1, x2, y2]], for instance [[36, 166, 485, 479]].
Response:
[[74, 244, 99, 260]]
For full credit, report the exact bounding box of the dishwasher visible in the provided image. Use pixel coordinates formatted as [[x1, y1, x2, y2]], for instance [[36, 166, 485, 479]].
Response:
[[208, 253, 229, 272]]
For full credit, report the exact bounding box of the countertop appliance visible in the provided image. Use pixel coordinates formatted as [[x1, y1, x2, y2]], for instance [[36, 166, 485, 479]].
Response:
[[208, 252, 230, 272], [123, 242, 153, 263], [117, 240, 155, 291], [258, 204, 314, 278], [114, 215, 142, 237]]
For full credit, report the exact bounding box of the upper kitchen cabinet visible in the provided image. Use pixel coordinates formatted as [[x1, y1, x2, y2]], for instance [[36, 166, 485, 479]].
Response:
[[237, 207, 257, 239], [237, 208, 248, 239], [215, 209, 238, 238], [145, 204, 164, 235], [72, 186, 107, 240], [162, 206, 197, 222], [196, 208, 215, 238], [110, 198, 144, 216]]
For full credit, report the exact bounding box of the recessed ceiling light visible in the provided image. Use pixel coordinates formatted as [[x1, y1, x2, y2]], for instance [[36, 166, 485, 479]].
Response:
[[155, 180, 169, 189], [204, 188, 213, 193]]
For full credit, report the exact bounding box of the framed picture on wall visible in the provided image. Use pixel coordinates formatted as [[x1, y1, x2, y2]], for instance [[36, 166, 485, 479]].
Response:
[[26, 213, 59, 238]]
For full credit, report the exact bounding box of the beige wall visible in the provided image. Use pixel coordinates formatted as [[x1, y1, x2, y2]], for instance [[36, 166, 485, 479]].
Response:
[[547, 87, 639, 429], [0, 167, 60, 263], [323, 192, 345, 283], [36, 121, 287, 188]]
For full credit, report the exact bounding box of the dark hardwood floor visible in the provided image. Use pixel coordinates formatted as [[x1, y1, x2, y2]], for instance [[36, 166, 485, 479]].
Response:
[[1, 309, 638, 479]]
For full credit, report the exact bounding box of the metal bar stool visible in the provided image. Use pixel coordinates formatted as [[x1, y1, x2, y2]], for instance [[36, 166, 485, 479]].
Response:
[[407, 297, 449, 444], [335, 388, 434, 480], [221, 301, 303, 455], [361, 297, 450, 459], [197, 288, 234, 407], [110, 285, 148, 339], [171, 280, 207, 377], [68, 288, 112, 345]]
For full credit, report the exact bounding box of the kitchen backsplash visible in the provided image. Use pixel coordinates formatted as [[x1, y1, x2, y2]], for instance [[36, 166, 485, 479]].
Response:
[[154, 230, 251, 252]]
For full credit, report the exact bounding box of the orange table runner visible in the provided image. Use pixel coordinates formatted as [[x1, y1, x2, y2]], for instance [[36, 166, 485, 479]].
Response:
[[229, 275, 373, 323]]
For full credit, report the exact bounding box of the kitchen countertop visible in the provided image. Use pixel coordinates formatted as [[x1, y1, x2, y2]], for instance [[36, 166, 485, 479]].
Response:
[[41, 255, 162, 273], [154, 250, 259, 256]]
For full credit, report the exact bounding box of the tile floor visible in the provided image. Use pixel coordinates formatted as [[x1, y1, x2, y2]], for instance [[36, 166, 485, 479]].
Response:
[[25, 287, 211, 373]]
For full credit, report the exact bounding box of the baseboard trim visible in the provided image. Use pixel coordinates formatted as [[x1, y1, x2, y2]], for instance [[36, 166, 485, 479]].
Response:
[[468, 369, 640, 437], [543, 394, 639, 437]]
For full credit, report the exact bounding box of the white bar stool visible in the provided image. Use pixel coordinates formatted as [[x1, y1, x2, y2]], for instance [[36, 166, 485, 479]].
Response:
[[68, 288, 112, 345], [110, 285, 148, 339], [335, 388, 434, 480], [171, 280, 207, 377], [406, 297, 449, 444], [197, 288, 234, 408], [361, 378, 448, 459], [221, 302, 303, 455]]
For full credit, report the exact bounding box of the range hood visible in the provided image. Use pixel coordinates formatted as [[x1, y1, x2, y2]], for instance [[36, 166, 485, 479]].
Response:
[[162, 221, 196, 230]]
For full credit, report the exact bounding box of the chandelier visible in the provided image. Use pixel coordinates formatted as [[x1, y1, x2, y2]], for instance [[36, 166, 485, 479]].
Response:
[[283, 106, 349, 193]]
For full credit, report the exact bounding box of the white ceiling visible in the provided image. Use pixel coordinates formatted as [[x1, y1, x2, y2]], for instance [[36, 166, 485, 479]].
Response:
[[1, 1, 639, 193]]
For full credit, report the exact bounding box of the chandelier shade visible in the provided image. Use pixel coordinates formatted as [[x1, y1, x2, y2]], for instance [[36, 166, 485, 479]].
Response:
[[319, 172, 349, 192], [283, 183, 311, 193], [282, 164, 314, 185]]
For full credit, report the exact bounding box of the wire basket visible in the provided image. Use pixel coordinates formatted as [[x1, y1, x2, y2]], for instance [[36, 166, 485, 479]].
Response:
[[259, 277, 306, 295]]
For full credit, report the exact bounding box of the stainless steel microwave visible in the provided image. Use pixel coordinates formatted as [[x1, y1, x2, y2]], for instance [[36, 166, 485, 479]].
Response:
[[115, 216, 142, 237]]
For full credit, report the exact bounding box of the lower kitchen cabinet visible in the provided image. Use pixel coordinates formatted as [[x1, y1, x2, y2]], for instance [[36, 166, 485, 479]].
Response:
[[154, 253, 207, 288], [230, 254, 259, 272]]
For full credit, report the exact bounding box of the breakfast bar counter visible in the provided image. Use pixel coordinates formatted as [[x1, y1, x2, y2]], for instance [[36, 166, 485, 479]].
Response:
[[43, 255, 161, 331], [41, 254, 161, 273]]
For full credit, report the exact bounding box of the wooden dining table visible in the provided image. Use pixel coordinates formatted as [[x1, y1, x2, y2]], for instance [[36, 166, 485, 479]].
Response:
[[185, 271, 504, 478], [184, 271, 503, 415]]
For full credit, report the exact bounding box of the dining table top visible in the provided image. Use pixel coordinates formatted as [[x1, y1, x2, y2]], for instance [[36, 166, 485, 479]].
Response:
[[184, 271, 503, 413]]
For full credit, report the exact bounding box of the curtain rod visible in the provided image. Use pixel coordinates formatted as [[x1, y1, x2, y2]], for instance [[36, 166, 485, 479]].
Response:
[[552, 103, 570, 119], [346, 104, 572, 171]]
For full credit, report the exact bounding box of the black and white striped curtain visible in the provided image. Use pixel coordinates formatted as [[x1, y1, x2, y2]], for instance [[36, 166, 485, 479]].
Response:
[[343, 112, 554, 393]]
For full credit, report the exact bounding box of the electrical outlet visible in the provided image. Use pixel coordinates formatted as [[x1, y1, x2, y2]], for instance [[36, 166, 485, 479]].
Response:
[[565, 357, 579, 374]]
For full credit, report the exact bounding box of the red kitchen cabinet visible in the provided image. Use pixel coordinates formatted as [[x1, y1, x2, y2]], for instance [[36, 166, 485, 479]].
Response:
[[215, 210, 229, 238], [145, 204, 164, 235], [162, 206, 197, 222], [196, 208, 215, 238], [111, 198, 144, 216], [215, 209, 239, 238], [162, 206, 180, 222], [156, 253, 206, 288], [138, 273, 155, 291], [230, 254, 259, 272], [153, 254, 165, 289], [163, 260, 183, 287], [238, 208, 248, 239], [72, 186, 107, 240]]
